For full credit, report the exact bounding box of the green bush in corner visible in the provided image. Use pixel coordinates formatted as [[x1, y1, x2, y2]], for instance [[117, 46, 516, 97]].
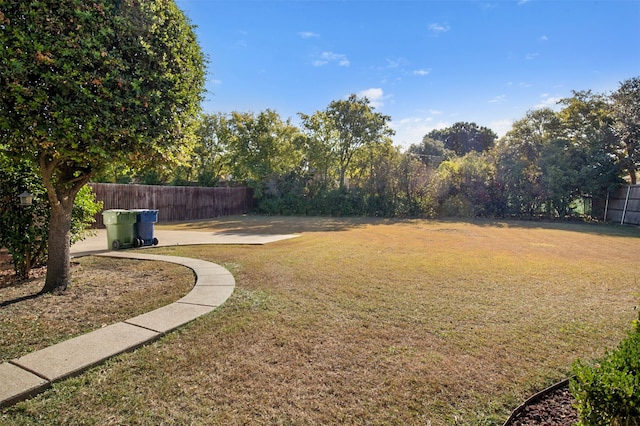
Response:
[[570, 312, 640, 426]]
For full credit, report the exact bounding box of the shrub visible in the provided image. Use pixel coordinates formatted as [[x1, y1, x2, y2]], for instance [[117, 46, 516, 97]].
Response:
[[0, 154, 102, 278], [570, 313, 640, 426], [440, 194, 475, 217]]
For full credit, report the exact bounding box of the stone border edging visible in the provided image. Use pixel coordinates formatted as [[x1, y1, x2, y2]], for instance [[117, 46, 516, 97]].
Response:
[[0, 252, 235, 408]]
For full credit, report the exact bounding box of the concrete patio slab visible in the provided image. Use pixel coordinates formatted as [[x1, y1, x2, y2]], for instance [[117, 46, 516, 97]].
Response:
[[0, 363, 49, 408], [125, 302, 215, 334], [12, 322, 160, 382], [70, 229, 299, 257]]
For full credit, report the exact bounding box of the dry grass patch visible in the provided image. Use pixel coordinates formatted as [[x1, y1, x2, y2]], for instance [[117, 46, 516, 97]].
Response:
[[2, 218, 640, 425], [0, 256, 194, 363]]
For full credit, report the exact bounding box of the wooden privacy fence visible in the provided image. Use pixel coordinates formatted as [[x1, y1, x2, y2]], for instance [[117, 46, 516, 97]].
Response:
[[89, 183, 253, 228], [604, 185, 640, 226]]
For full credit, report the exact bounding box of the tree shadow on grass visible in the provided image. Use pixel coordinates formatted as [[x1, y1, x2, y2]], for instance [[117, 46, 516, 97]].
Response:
[[161, 214, 640, 239], [0, 292, 41, 308], [0, 257, 47, 308], [465, 216, 640, 238], [159, 215, 385, 234]]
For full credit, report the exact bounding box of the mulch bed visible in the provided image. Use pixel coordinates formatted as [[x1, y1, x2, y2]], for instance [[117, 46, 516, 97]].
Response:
[[504, 380, 578, 426]]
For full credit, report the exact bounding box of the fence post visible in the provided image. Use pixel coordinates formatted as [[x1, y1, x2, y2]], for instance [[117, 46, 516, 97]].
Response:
[[621, 185, 631, 225]]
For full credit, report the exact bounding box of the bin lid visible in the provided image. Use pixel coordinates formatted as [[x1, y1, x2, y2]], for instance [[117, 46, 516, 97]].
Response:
[[102, 209, 137, 215], [102, 209, 138, 223], [129, 209, 158, 222]]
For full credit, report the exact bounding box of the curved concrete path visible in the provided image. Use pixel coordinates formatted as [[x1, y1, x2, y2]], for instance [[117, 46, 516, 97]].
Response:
[[0, 252, 235, 408]]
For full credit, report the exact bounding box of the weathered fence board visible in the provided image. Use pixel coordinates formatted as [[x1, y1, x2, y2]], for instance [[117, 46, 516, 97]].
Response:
[[89, 183, 253, 228], [604, 185, 640, 226]]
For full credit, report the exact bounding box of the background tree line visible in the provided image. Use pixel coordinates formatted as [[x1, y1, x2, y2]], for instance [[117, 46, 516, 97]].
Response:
[[100, 77, 638, 220]]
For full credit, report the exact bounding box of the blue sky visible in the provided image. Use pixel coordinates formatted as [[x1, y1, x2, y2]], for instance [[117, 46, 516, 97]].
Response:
[[175, 0, 639, 149]]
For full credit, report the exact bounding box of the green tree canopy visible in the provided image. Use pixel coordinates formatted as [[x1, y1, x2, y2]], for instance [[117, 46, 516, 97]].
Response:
[[556, 90, 621, 197], [493, 108, 561, 215], [0, 0, 206, 293], [611, 76, 640, 184], [408, 136, 449, 168], [304, 94, 394, 189], [225, 110, 303, 186], [298, 110, 340, 191], [426, 122, 497, 157]]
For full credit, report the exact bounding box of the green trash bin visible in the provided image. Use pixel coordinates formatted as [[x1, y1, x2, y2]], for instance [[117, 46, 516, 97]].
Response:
[[102, 209, 139, 250]]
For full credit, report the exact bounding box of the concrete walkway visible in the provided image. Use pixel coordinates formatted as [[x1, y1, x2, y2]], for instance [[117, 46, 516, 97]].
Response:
[[0, 230, 298, 408]]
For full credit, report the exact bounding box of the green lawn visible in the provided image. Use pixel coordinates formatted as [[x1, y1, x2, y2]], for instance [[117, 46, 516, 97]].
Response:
[[3, 217, 639, 425]]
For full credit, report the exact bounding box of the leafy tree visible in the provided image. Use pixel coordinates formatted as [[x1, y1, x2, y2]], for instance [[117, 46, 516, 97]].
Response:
[[538, 139, 584, 217], [610, 76, 640, 184], [427, 122, 497, 156], [430, 152, 496, 217], [0, 0, 205, 293], [324, 94, 395, 188], [298, 110, 340, 192], [556, 90, 621, 199], [225, 110, 303, 188], [408, 136, 449, 168], [494, 108, 562, 215], [395, 153, 433, 217], [351, 139, 402, 216], [193, 113, 233, 186]]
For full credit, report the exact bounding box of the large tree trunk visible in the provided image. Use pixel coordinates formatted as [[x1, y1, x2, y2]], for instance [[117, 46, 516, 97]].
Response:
[[41, 198, 74, 294], [39, 154, 90, 294]]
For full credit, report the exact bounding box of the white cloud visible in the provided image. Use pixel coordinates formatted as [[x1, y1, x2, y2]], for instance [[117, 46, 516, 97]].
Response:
[[539, 35, 549, 42], [518, 0, 531, 5], [535, 93, 562, 109], [489, 119, 513, 137], [386, 58, 401, 69], [298, 31, 320, 39], [413, 69, 431, 76], [428, 23, 450, 34], [489, 94, 507, 104], [358, 88, 386, 108], [312, 51, 350, 67], [525, 52, 539, 60], [390, 116, 450, 149]]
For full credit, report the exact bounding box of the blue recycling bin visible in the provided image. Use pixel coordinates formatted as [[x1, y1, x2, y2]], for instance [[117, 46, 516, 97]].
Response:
[[131, 209, 159, 247]]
